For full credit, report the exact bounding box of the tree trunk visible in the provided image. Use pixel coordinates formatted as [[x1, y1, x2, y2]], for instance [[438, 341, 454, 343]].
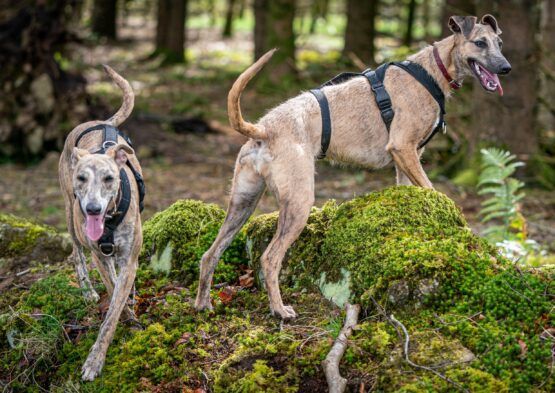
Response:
[[441, 0, 475, 38], [470, 0, 540, 160], [343, 0, 377, 66], [254, 0, 296, 84], [254, 0, 268, 60], [91, 0, 118, 39], [403, 0, 417, 47], [222, 0, 236, 38], [155, 0, 187, 63], [0, 0, 88, 160], [538, 0, 555, 137], [309, 0, 329, 34]]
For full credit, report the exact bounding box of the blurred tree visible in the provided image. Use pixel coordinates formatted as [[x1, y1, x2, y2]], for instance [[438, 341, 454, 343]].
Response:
[[155, 0, 188, 63], [91, 0, 118, 39], [254, 0, 296, 83], [254, 0, 268, 60], [403, 0, 417, 46], [343, 0, 377, 66], [309, 0, 329, 34], [222, 0, 237, 38], [539, 0, 554, 135], [0, 0, 88, 160], [470, 0, 540, 160]]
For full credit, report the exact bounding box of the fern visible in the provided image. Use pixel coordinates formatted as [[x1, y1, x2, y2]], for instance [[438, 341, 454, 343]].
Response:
[[478, 148, 525, 242]]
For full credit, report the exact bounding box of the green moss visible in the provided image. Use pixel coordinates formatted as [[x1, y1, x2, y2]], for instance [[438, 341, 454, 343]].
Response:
[[0, 213, 52, 256], [141, 199, 247, 285]]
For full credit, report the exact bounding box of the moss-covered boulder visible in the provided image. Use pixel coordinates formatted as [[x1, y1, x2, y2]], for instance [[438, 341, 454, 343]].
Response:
[[140, 199, 246, 285], [0, 214, 72, 304], [0, 214, 71, 266]]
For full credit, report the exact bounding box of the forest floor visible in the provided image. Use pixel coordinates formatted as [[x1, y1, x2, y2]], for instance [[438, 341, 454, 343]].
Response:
[[1, 16, 554, 250]]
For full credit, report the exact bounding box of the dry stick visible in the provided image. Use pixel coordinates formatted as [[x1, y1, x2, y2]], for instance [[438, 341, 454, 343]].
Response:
[[390, 314, 469, 393], [322, 303, 361, 393]]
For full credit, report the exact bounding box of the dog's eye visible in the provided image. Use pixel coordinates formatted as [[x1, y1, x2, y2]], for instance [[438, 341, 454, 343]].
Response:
[[104, 175, 114, 183], [77, 175, 86, 182], [474, 40, 488, 49]]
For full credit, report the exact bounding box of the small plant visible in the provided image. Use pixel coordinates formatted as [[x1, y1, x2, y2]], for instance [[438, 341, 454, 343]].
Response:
[[478, 148, 525, 242]]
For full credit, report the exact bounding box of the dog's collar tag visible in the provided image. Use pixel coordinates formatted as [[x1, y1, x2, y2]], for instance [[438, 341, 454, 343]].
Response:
[[442, 122, 447, 134]]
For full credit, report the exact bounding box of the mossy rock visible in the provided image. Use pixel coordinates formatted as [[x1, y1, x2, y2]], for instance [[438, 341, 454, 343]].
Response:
[[140, 199, 247, 285], [0, 214, 71, 276]]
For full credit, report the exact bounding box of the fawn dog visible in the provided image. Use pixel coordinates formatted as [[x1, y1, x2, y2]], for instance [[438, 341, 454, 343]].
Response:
[[59, 66, 143, 380], [196, 15, 511, 319]]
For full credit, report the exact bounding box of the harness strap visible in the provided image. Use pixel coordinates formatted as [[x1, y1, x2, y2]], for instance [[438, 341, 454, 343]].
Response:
[[309, 89, 332, 159], [363, 64, 394, 131], [311, 59, 448, 158]]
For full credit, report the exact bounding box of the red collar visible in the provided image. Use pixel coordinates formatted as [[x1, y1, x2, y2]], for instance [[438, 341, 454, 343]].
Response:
[[433, 45, 461, 90]]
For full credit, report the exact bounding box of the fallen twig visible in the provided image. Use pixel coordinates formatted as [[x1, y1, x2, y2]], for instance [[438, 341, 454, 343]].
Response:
[[322, 303, 361, 393]]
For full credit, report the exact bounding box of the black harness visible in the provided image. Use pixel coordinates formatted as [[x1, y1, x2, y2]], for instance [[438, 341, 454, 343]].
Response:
[[74, 124, 145, 256], [310, 61, 446, 159]]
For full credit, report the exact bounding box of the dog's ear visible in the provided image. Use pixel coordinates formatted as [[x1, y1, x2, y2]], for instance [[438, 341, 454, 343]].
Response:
[[448, 15, 477, 38], [71, 147, 90, 168], [481, 14, 502, 34], [106, 143, 134, 167]]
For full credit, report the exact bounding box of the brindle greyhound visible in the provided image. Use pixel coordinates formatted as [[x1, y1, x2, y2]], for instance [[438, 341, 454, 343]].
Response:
[[58, 66, 142, 380], [195, 15, 511, 320]]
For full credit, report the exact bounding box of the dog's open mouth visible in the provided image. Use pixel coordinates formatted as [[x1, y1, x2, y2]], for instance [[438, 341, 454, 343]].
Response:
[[86, 214, 105, 241], [469, 59, 503, 96]]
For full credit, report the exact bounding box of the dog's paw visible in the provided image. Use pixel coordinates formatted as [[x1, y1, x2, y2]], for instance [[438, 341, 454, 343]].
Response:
[[81, 358, 104, 381], [272, 304, 297, 320], [194, 297, 214, 312], [84, 289, 100, 303]]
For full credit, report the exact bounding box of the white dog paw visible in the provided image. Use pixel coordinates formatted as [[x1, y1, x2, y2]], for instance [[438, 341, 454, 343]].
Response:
[[84, 289, 100, 303], [272, 304, 297, 320], [81, 358, 103, 381], [194, 297, 214, 312]]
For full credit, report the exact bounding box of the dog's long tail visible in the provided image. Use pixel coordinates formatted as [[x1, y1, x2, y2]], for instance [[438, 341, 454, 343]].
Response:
[[228, 49, 276, 140], [102, 64, 135, 127]]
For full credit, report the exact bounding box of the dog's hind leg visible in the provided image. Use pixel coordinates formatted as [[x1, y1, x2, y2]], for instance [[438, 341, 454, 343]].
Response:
[[262, 155, 314, 320], [81, 245, 139, 381], [195, 158, 265, 311]]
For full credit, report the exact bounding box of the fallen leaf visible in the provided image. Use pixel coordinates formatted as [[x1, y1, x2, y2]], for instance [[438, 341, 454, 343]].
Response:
[[218, 286, 236, 304], [518, 339, 527, 357], [174, 332, 193, 347], [239, 272, 254, 288]]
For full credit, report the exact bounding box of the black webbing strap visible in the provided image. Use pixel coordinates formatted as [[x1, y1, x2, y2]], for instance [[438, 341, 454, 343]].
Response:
[[98, 168, 131, 256], [363, 63, 395, 132], [310, 89, 331, 159], [390, 61, 446, 149]]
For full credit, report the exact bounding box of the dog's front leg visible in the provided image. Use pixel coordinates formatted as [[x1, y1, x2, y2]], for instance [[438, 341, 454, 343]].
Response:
[[72, 245, 100, 302], [92, 254, 136, 322], [81, 248, 138, 381], [388, 144, 433, 189]]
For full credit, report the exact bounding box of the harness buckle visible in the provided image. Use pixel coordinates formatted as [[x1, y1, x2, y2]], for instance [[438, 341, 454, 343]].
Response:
[[442, 122, 447, 134], [99, 243, 117, 257], [102, 140, 117, 150]]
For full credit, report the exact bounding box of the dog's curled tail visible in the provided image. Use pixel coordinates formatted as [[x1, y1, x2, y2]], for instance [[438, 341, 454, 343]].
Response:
[[102, 64, 135, 127], [228, 49, 276, 140]]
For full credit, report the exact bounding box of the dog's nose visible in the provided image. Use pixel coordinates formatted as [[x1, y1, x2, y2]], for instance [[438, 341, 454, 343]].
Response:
[[498, 63, 512, 75], [85, 202, 102, 215]]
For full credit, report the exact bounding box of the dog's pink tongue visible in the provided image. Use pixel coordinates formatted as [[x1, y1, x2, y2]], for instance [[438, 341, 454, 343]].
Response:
[[85, 215, 104, 241], [493, 74, 504, 96]]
